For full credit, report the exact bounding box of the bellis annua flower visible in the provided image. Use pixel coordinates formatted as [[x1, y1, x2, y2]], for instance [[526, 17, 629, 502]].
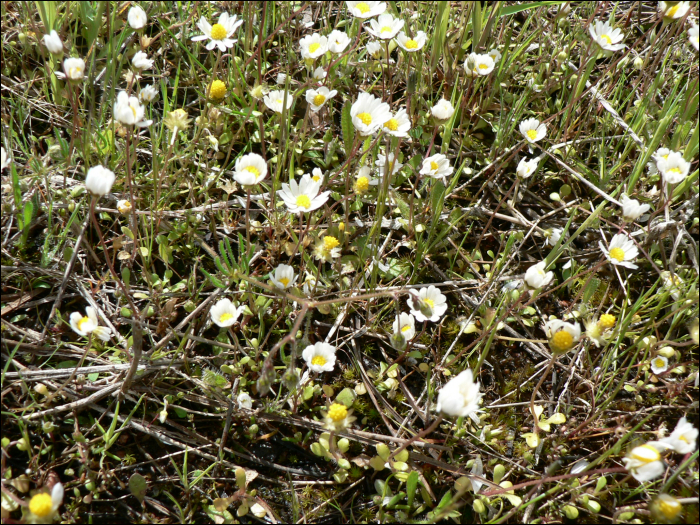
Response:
[[382, 108, 411, 137], [328, 30, 351, 53], [524, 261, 554, 289], [659, 1, 691, 21], [59, 57, 86, 81], [351, 92, 392, 135], [85, 165, 116, 197], [544, 319, 581, 355], [27, 482, 63, 524], [117, 200, 132, 214], [589, 20, 626, 52], [279, 174, 330, 214], [43, 30, 63, 55], [516, 157, 539, 179], [408, 286, 448, 322], [659, 417, 698, 454], [464, 52, 495, 77], [651, 494, 683, 522], [210, 298, 245, 328], [544, 227, 564, 247], [430, 98, 455, 122], [620, 194, 651, 222], [393, 312, 416, 340], [233, 153, 268, 186], [306, 86, 337, 112], [376, 152, 403, 179], [488, 48, 502, 63], [436, 369, 483, 423], [139, 84, 158, 103], [191, 12, 243, 51], [264, 90, 294, 113], [622, 443, 665, 482], [365, 13, 404, 40], [420, 154, 453, 182], [657, 151, 690, 184], [323, 402, 356, 431], [237, 392, 253, 410], [651, 355, 669, 375], [131, 50, 153, 70], [519, 118, 546, 143], [346, 1, 387, 19], [354, 165, 379, 194], [270, 264, 297, 289], [599, 233, 639, 269], [396, 31, 427, 52], [70, 306, 112, 341], [114, 91, 152, 127], [128, 5, 148, 29], [302, 342, 337, 373], [299, 33, 329, 60]]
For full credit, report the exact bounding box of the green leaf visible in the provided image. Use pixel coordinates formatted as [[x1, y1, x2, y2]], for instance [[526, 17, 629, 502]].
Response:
[[128, 473, 147, 504], [406, 471, 419, 509], [341, 100, 355, 157], [201, 268, 226, 289]]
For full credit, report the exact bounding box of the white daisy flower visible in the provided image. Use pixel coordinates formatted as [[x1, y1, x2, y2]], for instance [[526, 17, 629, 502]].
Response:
[[375, 152, 403, 179], [524, 261, 554, 289], [278, 174, 330, 214], [117, 200, 132, 214], [139, 84, 158, 103], [350, 92, 392, 136], [128, 5, 148, 30], [43, 30, 63, 55], [396, 31, 427, 52], [599, 233, 639, 269], [233, 153, 267, 186], [114, 91, 152, 127], [131, 50, 153, 70], [354, 165, 379, 194], [659, 417, 698, 454], [657, 151, 690, 184], [264, 89, 294, 113], [302, 342, 337, 373], [27, 482, 63, 523], [306, 86, 338, 112], [312, 66, 327, 80], [366, 13, 404, 40], [408, 285, 448, 322], [652, 494, 682, 522], [69, 306, 112, 341], [237, 392, 253, 410], [585, 318, 607, 348], [210, 298, 245, 328], [420, 153, 453, 182], [544, 227, 564, 247], [299, 33, 329, 60], [622, 443, 666, 482], [393, 312, 416, 340], [323, 402, 356, 432], [366, 40, 382, 58], [651, 355, 669, 375], [314, 235, 342, 263], [464, 52, 495, 77], [690, 23, 700, 51], [620, 194, 651, 222], [58, 57, 86, 81], [654, 147, 672, 171], [519, 118, 546, 144], [544, 319, 581, 355], [382, 107, 411, 137], [346, 1, 387, 19], [310, 167, 324, 183], [85, 165, 116, 197], [659, 1, 691, 21], [270, 264, 297, 289], [436, 369, 483, 423], [328, 30, 351, 53], [589, 20, 626, 52], [488, 48, 502, 63], [430, 98, 455, 121], [516, 157, 539, 179], [191, 12, 244, 52]]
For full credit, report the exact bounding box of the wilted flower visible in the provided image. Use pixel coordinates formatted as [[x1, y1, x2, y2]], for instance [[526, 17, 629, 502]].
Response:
[[436, 369, 483, 423], [544, 319, 581, 355], [396, 31, 427, 52], [306, 86, 338, 112], [420, 153, 453, 182], [131, 50, 153, 70], [191, 12, 244, 51], [351, 92, 392, 135], [524, 261, 554, 289], [233, 153, 267, 186], [128, 5, 148, 29], [622, 443, 665, 482], [163, 108, 191, 132], [375, 152, 403, 179], [519, 118, 546, 143], [27, 483, 63, 524], [599, 233, 639, 269], [328, 30, 351, 53], [69, 306, 112, 341], [408, 286, 447, 322], [270, 264, 297, 289], [278, 174, 330, 214], [302, 342, 337, 373], [585, 314, 616, 348], [237, 392, 253, 410], [264, 89, 294, 113], [209, 298, 245, 328], [346, 1, 387, 19], [589, 20, 626, 52], [139, 84, 158, 103], [42, 30, 63, 55], [114, 91, 152, 127], [516, 157, 539, 179], [85, 165, 116, 197], [365, 13, 404, 40], [659, 417, 698, 454], [620, 194, 651, 222], [366, 40, 382, 58], [660, 271, 683, 300], [323, 402, 356, 431]]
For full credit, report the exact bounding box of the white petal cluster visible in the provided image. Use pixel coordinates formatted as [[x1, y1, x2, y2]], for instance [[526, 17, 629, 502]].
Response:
[[346, 1, 387, 19], [659, 1, 691, 20], [516, 157, 539, 179], [61, 57, 86, 81], [210, 298, 245, 328], [270, 264, 298, 289], [278, 174, 330, 214], [544, 319, 581, 354], [393, 312, 416, 340], [302, 342, 337, 373], [382, 107, 411, 137], [69, 306, 112, 341], [376, 152, 403, 179], [350, 92, 392, 135], [524, 261, 554, 289], [1, 147, 10, 170], [114, 91, 153, 127], [420, 154, 453, 182], [620, 194, 651, 222], [544, 227, 564, 247], [306, 86, 338, 112], [622, 443, 665, 482], [690, 23, 700, 51], [519, 118, 546, 143], [85, 165, 116, 197], [264, 90, 294, 113], [464, 52, 495, 77], [237, 392, 253, 410], [366, 13, 404, 40], [657, 151, 690, 184], [430, 98, 455, 121], [43, 30, 63, 55], [132, 51, 153, 70], [396, 31, 427, 52], [128, 5, 148, 29], [139, 84, 158, 103], [328, 30, 351, 53], [659, 417, 698, 454], [436, 369, 483, 422], [233, 153, 268, 186], [650, 355, 669, 375], [589, 20, 626, 52], [299, 33, 329, 59], [408, 286, 447, 322], [599, 233, 639, 269], [191, 12, 244, 52]]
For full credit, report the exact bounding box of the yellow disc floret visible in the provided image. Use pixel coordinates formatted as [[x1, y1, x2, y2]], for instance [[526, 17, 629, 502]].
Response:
[[527, 129, 538, 141], [422, 298, 435, 309], [356, 2, 370, 14], [401, 324, 411, 332], [323, 236, 340, 251], [355, 176, 370, 193], [600, 34, 612, 45], [479, 63, 489, 70], [327, 403, 348, 422], [609, 247, 625, 262], [210, 23, 228, 41], [385, 118, 399, 131], [405, 39, 418, 49], [550, 330, 574, 353], [219, 312, 233, 323], [312, 355, 327, 366], [309, 42, 321, 54], [313, 94, 326, 106], [430, 161, 439, 171], [667, 167, 682, 176], [29, 493, 53, 518], [632, 444, 661, 463], [381, 26, 393, 34], [209, 80, 227, 100], [357, 112, 372, 125], [598, 314, 616, 329], [279, 277, 290, 287], [243, 166, 260, 176], [296, 195, 312, 209]]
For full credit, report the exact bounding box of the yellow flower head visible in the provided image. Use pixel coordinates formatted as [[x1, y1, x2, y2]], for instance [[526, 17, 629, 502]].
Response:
[[209, 79, 227, 100]]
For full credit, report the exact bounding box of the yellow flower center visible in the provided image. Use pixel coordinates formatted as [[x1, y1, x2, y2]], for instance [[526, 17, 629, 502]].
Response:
[[312, 355, 327, 366], [309, 42, 321, 54], [401, 324, 411, 332], [430, 161, 439, 171], [598, 314, 616, 329], [551, 330, 574, 353], [422, 298, 435, 308], [328, 403, 348, 422], [526, 129, 538, 140], [479, 63, 489, 69], [385, 118, 399, 131], [276, 99, 283, 104], [357, 112, 372, 125], [657, 498, 681, 520], [632, 444, 661, 463], [381, 26, 393, 33], [77, 316, 91, 332], [356, 2, 370, 14], [666, 4, 680, 17], [69, 67, 82, 78], [355, 176, 370, 193], [609, 247, 625, 262], [243, 166, 260, 176], [210, 23, 227, 41], [131, 105, 138, 119], [600, 34, 612, 45], [313, 94, 326, 106], [654, 357, 666, 369], [279, 277, 290, 287], [667, 167, 682, 175], [29, 493, 53, 518], [405, 39, 418, 49], [219, 312, 234, 323], [296, 195, 312, 209], [323, 236, 340, 251], [209, 80, 226, 99], [312, 174, 321, 182]]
